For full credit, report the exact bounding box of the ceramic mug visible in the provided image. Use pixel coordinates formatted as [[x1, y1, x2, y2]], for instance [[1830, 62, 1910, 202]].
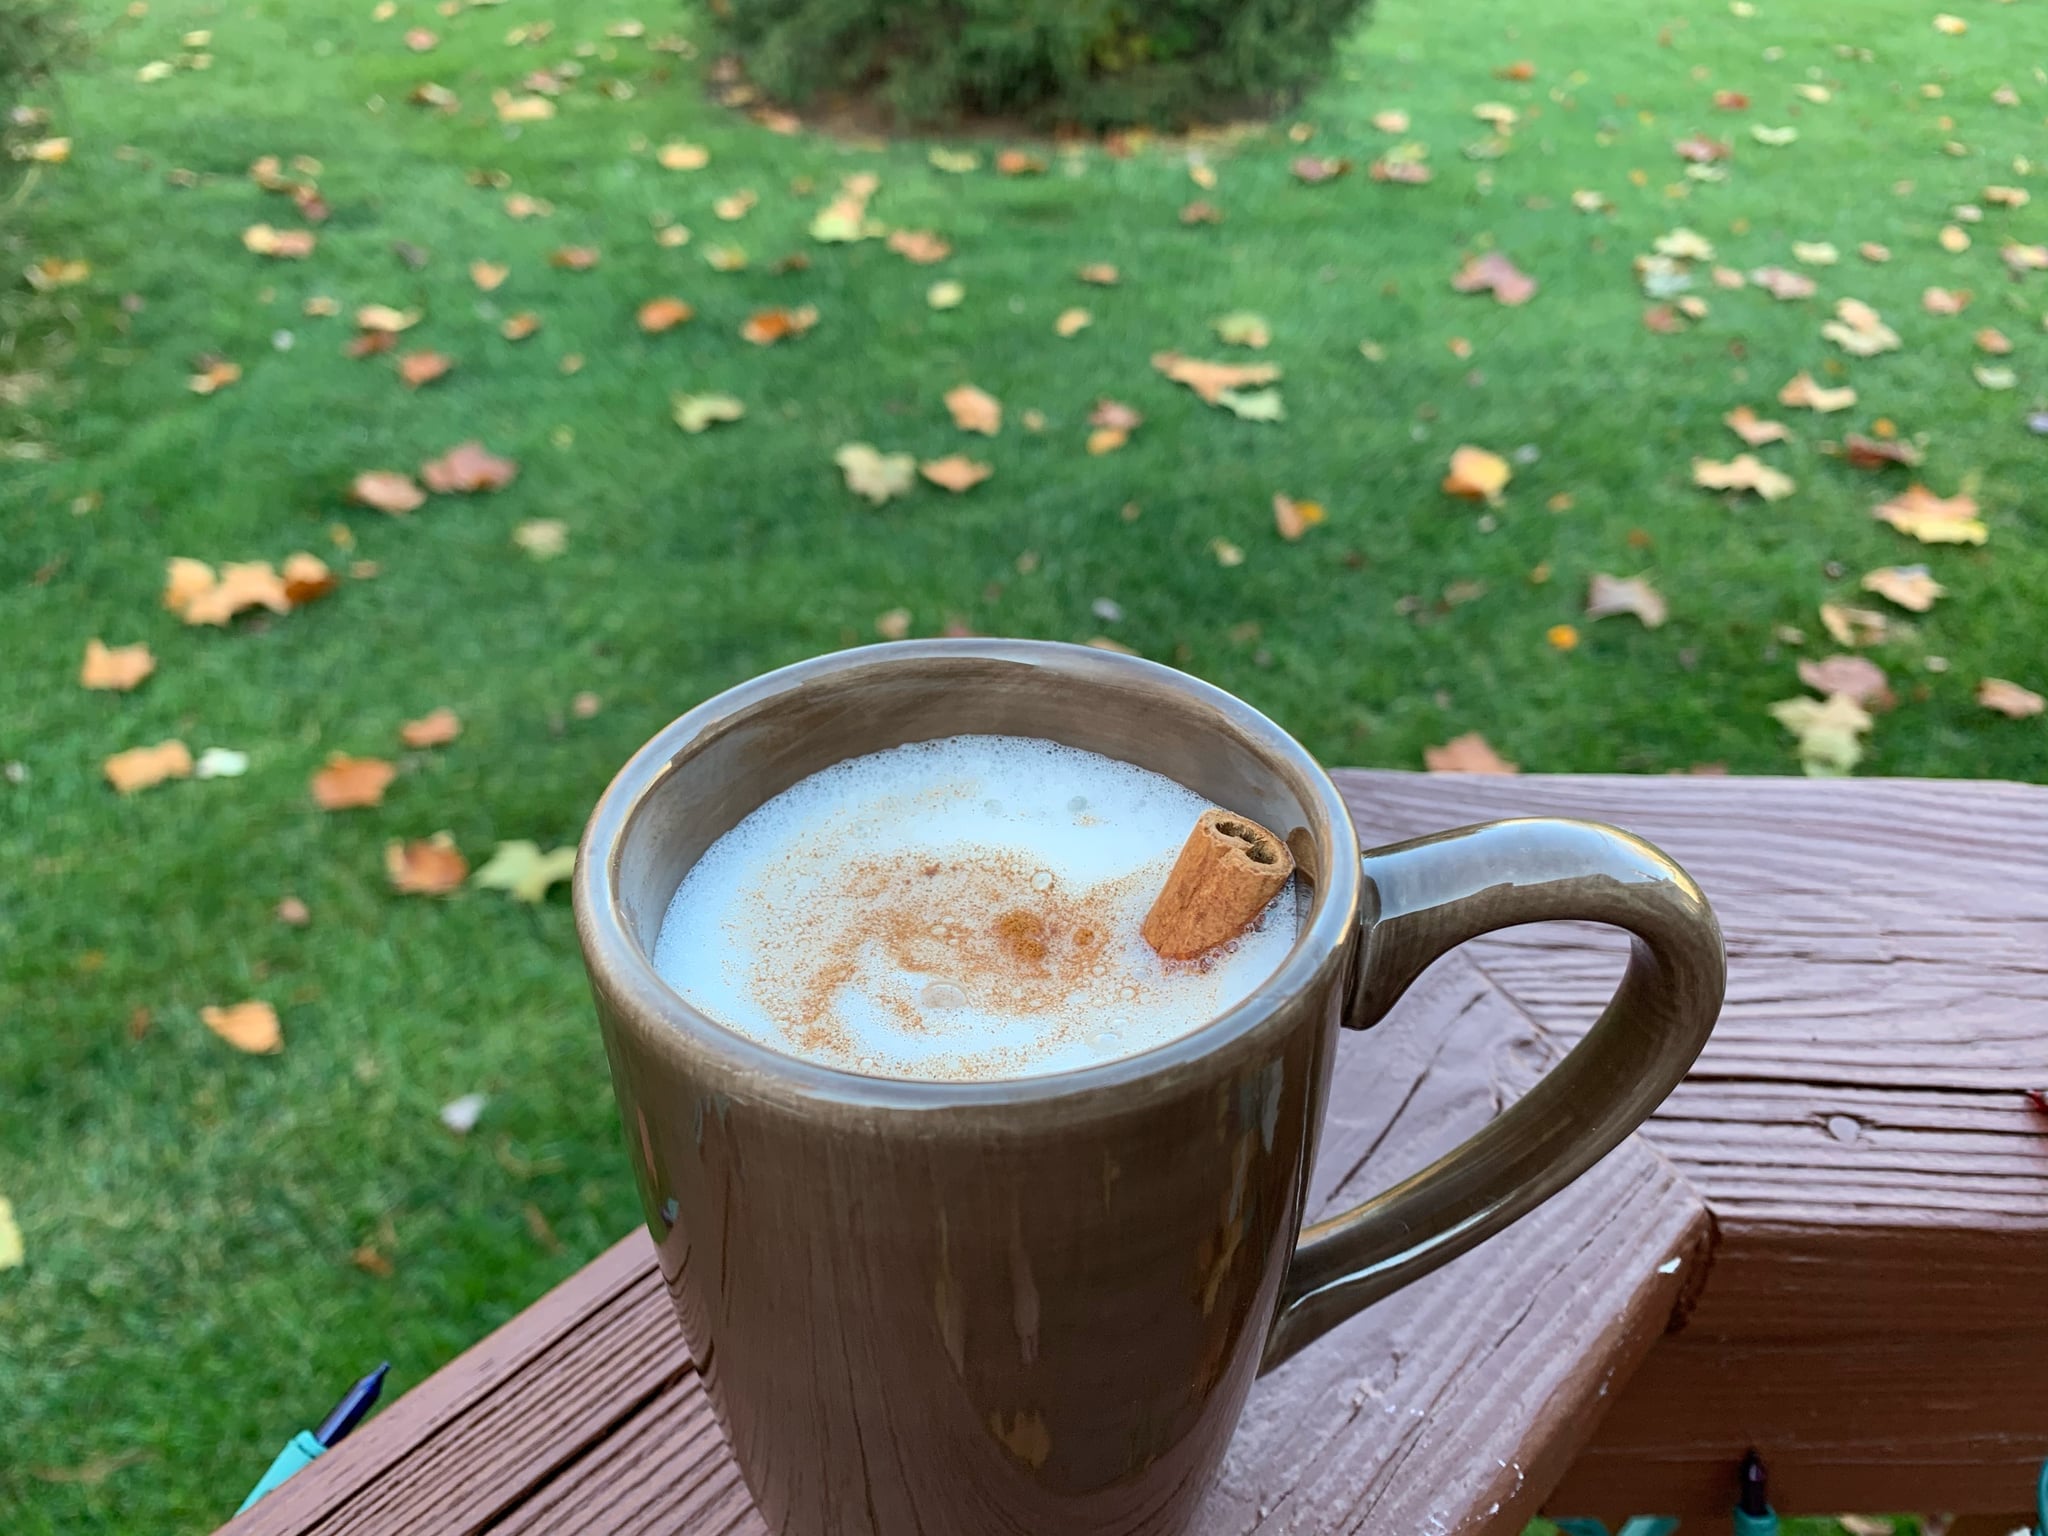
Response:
[[574, 638, 1724, 1536]]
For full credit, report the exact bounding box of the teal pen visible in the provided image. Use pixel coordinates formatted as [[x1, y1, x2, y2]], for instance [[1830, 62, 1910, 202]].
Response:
[[234, 1363, 389, 1515]]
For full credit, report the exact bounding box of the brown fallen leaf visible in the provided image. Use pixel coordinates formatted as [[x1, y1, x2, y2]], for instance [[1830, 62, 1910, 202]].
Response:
[[1778, 371, 1856, 412], [1974, 327, 2013, 355], [311, 754, 397, 810], [920, 455, 992, 493], [1694, 455, 1796, 500], [886, 229, 951, 264], [1799, 654, 1891, 707], [1077, 263, 1119, 285], [1450, 251, 1538, 306], [351, 1243, 395, 1278], [1273, 494, 1325, 541], [104, 740, 193, 794], [549, 245, 600, 270], [1872, 484, 1986, 545], [469, 259, 508, 291], [346, 331, 397, 360], [1442, 445, 1511, 503], [386, 833, 468, 895], [740, 305, 818, 345], [1723, 405, 1790, 446], [80, 639, 156, 692], [1819, 602, 1891, 648], [201, 1000, 282, 1054], [400, 707, 461, 748], [1842, 434, 1923, 469], [398, 350, 453, 388], [1978, 678, 2045, 718], [944, 384, 1001, 435], [1180, 200, 1223, 225], [1291, 155, 1351, 183], [1586, 572, 1669, 628], [1425, 733, 1517, 774], [1151, 351, 1280, 404], [350, 470, 427, 515], [1861, 564, 1944, 612], [420, 441, 518, 494], [636, 296, 695, 333], [996, 149, 1047, 176], [1749, 266, 1817, 300], [1369, 155, 1433, 185], [282, 552, 337, 605], [1674, 133, 1731, 163]]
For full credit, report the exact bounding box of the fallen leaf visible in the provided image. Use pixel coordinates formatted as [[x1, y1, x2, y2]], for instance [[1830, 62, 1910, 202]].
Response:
[[927, 280, 964, 309], [104, 740, 193, 794], [1799, 654, 1890, 707], [385, 833, 468, 895], [242, 224, 316, 259], [1180, 200, 1223, 225], [1210, 537, 1245, 567], [1273, 495, 1325, 541], [2001, 242, 2048, 276], [1151, 351, 1280, 404], [1077, 263, 1119, 285], [513, 519, 566, 559], [1939, 225, 1970, 253], [472, 840, 578, 902], [1974, 364, 2017, 392], [1425, 733, 1517, 773], [1842, 434, 1923, 469], [921, 455, 992, 493], [945, 384, 1001, 435], [494, 90, 555, 123], [1819, 602, 1891, 648], [188, 358, 242, 395], [1873, 484, 1986, 544], [1934, 11, 1966, 32], [549, 245, 600, 271], [835, 443, 916, 504], [928, 147, 979, 173], [636, 296, 695, 333], [500, 312, 541, 341], [1586, 572, 1669, 628], [702, 243, 747, 271], [26, 256, 90, 290], [1974, 327, 2012, 355], [1861, 564, 1944, 612], [469, 259, 508, 291], [28, 135, 70, 163], [1723, 405, 1790, 446], [887, 229, 951, 264], [282, 552, 337, 605], [1443, 445, 1512, 503], [1751, 124, 1798, 147], [1821, 298, 1900, 356], [657, 140, 709, 170], [201, 1000, 281, 1054], [1674, 133, 1730, 164], [1713, 89, 1749, 110], [1291, 155, 1351, 183], [1923, 286, 1970, 315], [875, 607, 912, 640], [354, 303, 420, 334], [1693, 455, 1796, 500], [712, 189, 758, 223], [1212, 311, 1270, 348], [1791, 241, 1839, 266], [0, 1198, 19, 1271], [1978, 678, 2045, 718], [740, 305, 818, 345], [1749, 266, 1817, 300], [1859, 242, 1891, 263], [1769, 693, 1872, 776], [1778, 371, 1856, 412], [996, 149, 1047, 176], [672, 392, 745, 433], [351, 1244, 394, 1278], [311, 754, 397, 810], [1547, 623, 1580, 651], [194, 747, 248, 780], [398, 350, 453, 388], [400, 707, 461, 748], [404, 25, 437, 50], [1054, 308, 1092, 337], [80, 639, 156, 692], [420, 441, 518, 494], [167, 561, 292, 626], [1451, 251, 1538, 305], [439, 1092, 488, 1134], [503, 193, 549, 220], [350, 470, 427, 515]]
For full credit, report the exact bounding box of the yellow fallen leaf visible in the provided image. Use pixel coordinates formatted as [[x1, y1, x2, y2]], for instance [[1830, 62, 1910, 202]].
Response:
[[1819, 602, 1890, 648], [0, 1196, 20, 1271], [472, 840, 579, 902], [355, 303, 421, 333], [513, 518, 567, 559], [1860, 565, 1944, 612], [1054, 307, 1091, 337], [493, 90, 556, 123], [104, 740, 193, 794], [80, 639, 156, 691], [1770, 693, 1872, 776], [657, 141, 709, 170], [835, 443, 916, 504], [201, 1000, 282, 1054], [1151, 351, 1281, 405], [1777, 371, 1856, 412], [28, 135, 71, 163], [1586, 572, 1669, 628], [1872, 484, 1986, 545], [242, 224, 316, 259], [188, 358, 241, 395], [1693, 454, 1796, 501], [1442, 445, 1511, 503]]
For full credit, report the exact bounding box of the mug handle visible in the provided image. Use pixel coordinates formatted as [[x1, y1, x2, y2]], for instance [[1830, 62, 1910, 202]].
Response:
[[1260, 817, 1725, 1370]]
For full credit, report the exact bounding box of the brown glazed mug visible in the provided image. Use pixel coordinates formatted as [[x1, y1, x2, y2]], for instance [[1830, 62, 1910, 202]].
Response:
[[574, 638, 1724, 1536]]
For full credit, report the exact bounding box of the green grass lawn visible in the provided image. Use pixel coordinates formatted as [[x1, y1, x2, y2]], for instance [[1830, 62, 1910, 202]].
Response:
[[3, 0, 2043, 1527]]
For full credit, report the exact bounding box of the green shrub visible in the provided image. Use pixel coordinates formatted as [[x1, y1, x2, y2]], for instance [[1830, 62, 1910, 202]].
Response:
[[709, 0, 1375, 128]]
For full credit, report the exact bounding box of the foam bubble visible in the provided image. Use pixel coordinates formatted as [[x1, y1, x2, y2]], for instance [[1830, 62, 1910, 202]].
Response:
[[652, 735, 1300, 1082]]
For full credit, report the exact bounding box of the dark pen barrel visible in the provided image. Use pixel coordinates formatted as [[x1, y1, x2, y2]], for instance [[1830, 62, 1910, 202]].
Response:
[[314, 1362, 391, 1448]]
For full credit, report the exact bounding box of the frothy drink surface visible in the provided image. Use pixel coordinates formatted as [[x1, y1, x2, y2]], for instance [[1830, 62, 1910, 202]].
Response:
[[652, 735, 1300, 1081]]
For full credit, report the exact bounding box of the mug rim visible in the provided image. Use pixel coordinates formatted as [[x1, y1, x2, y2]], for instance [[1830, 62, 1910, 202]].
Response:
[[573, 638, 1363, 1112]]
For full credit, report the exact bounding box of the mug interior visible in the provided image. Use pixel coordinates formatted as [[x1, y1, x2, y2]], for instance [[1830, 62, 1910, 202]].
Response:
[[591, 640, 1359, 1092]]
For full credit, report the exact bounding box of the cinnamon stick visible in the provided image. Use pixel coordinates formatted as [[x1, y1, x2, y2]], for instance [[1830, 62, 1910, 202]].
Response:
[[1141, 808, 1294, 961]]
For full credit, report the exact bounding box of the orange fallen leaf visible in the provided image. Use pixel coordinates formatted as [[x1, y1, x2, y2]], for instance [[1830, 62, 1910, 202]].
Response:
[[920, 456, 992, 493], [385, 834, 468, 895], [104, 740, 193, 794], [1723, 405, 1790, 446], [80, 639, 156, 692], [1978, 678, 2044, 718], [1077, 263, 1119, 285], [1842, 433, 1922, 469], [1450, 251, 1538, 306], [944, 384, 1001, 435], [740, 305, 818, 345], [1872, 484, 1986, 545], [1547, 624, 1580, 652], [188, 358, 242, 395], [1777, 371, 1856, 412], [420, 441, 518, 494], [1974, 327, 2013, 355], [996, 149, 1046, 176], [400, 707, 461, 748], [201, 1000, 282, 1054], [1861, 564, 1944, 612], [1425, 733, 1518, 773], [282, 552, 337, 605], [500, 312, 541, 341], [312, 754, 397, 810], [352, 1243, 395, 1278], [550, 245, 600, 270], [1273, 494, 1325, 541], [636, 296, 695, 333], [469, 259, 508, 291], [1442, 445, 1511, 504], [887, 229, 951, 264], [350, 470, 427, 515], [398, 351, 453, 388], [168, 560, 293, 626], [1151, 351, 1280, 404]]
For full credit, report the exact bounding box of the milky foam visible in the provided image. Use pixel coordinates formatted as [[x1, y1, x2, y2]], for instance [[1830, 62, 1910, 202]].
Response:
[[652, 734, 1301, 1081]]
